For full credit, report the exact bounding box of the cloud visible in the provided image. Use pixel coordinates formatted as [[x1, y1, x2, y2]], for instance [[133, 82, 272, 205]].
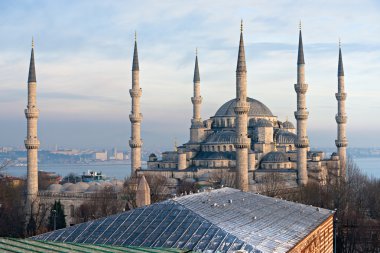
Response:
[[0, 0, 378, 148]]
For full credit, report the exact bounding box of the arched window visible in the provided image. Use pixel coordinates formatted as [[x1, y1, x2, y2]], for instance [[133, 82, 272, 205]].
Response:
[[70, 205, 75, 217], [223, 145, 226, 152], [217, 146, 221, 152]]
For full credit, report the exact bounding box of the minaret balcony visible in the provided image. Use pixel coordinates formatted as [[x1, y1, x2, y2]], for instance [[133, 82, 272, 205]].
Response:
[[234, 101, 250, 114], [294, 110, 309, 120], [335, 115, 347, 124], [24, 108, 39, 118], [234, 137, 251, 149], [129, 139, 143, 148], [129, 88, 142, 98], [24, 139, 40, 149], [191, 96, 202, 104], [335, 139, 348, 148], [191, 119, 203, 128], [295, 137, 309, 148], [335, 93, 347, 101], [129, 113, 143, 123], [294, 83, 308, 94]]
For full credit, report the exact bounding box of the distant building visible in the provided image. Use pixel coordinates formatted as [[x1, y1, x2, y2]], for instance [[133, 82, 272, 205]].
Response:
[[32, 188, 334, 253], [94, 151, 108, 161]]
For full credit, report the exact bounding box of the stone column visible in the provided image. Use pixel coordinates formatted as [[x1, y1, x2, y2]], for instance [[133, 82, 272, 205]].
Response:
[[25, 39, 40, 216], [335, 45, 348, 179], [234, 22, 250, 192], [294, 29, 309, 185], [178, 150, 187, 170], [129, 37, 143, 175]]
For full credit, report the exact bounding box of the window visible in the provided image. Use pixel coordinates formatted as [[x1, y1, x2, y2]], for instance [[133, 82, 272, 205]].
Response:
[[70, 205, 75, 217]]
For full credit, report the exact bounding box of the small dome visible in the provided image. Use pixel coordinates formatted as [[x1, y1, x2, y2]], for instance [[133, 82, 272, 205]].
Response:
[[283, 120, 295, 129], [215, 97, 273, 117], [261, 151, 288, 163], [256, 119, 272, 128], [64, 184, 82, 192], [47, 184, 62, 192], [149, 153, 157, 158], [86, 183, 104, 192], [61, 183, 73, 191], [75, 182, 89, 191]]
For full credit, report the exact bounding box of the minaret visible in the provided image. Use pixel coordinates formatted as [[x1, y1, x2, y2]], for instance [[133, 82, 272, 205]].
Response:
[[335, 41, 348, 179], [190, 49, 203, 143], [25, 38, 40, 213], [234, 21, 250, 191], [294, 24, 309, 185], [129, 33, 143, 175]]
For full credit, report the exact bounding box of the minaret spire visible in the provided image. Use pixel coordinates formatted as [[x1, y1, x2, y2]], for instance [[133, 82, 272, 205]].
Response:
[[335, 41, 348, 179], [25, 38, 40, 220], [234, 20, 250, 191], [236, 20, 247, 73], [189, 49, 203, 143], [129, 33, 143, 175], [28, 38, 37, 83], [294, 24, 309, 185]]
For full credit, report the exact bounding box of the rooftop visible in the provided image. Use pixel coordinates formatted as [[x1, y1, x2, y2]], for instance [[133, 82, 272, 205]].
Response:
[[32, 188, 333, 253], [0, 238, 186, 253]]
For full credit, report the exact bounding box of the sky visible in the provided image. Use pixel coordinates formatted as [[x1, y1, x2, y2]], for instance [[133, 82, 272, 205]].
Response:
[[0, 0, 379, 150]]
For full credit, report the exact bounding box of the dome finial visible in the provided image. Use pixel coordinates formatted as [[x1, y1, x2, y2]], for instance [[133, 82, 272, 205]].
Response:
[[299, 20, 302, 31], [134, 31, 137, 42], [240, 19, 243, 32], [339, 37, 341, 48], [32, 37, 34, 49], [174, 137, 178, 152], [195, 47, 198, 56]]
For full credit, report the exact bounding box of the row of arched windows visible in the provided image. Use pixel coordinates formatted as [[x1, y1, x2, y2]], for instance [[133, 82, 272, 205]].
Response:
[[203, 145, 234, 152]]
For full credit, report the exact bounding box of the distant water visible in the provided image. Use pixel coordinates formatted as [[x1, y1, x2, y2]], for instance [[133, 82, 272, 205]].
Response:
[[2, 158, 379, 179], [354, 157, 380, 179], [2, 161, 133, 179]]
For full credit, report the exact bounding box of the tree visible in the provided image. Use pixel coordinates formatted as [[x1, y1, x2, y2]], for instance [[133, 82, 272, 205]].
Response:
[[49, 200, 66, 230], [256, 172, 285, 197], [144, 174, 170, 203], [0, 179, 24, 237], [76, 186, 124, 222], [61, 173, 81, 183]]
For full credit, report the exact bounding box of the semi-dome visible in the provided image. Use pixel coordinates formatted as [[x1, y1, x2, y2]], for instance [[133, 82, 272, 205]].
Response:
[[261, 151, 288, 163], [215, 97, 273, 117], [276, 130, 297, 144], [205, 130, 235, 144], [255, 119, 272, 128], [283, 120, 295, 129]]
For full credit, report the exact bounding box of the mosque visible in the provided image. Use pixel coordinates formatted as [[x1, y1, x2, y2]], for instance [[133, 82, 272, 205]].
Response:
[[132, 22, 348, 191], [22, 22, 347, 224]]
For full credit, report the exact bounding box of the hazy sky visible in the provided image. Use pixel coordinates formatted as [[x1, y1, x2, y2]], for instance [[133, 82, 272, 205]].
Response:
[[0, 0, 379, 150]]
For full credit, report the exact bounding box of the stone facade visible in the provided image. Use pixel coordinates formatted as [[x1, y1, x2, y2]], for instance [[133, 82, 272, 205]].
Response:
[[289, 215, 334, 253]]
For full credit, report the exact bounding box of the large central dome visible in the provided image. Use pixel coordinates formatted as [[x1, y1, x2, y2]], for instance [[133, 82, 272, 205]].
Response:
[[215, 97, 273, 117]]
